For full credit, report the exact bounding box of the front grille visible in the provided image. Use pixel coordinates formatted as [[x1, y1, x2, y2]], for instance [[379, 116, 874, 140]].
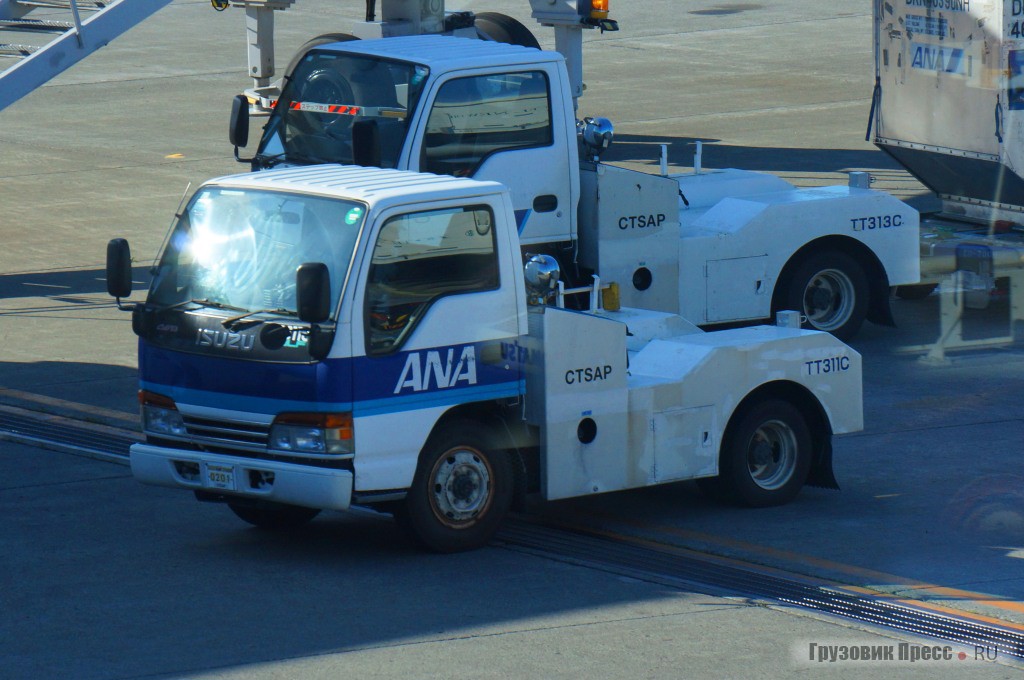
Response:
[[181, 414, 270, 452]]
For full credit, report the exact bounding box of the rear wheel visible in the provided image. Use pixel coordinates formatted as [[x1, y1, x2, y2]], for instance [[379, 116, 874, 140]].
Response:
[[397, 420, 514, 553], [717, 399, 813, 507], [283, 33, 358, 79], [474, 12, 541, 49], [782, 250, 868, 341], [228, 501, 321, 530]]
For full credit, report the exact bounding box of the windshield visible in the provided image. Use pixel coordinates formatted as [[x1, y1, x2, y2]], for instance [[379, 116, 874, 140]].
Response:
[[256, 50, 430, 169], [148, 187, 366, 319]]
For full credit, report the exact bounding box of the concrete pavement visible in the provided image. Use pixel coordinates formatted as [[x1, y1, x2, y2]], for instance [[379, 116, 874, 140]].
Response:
[[1, 1, 1022, 677]]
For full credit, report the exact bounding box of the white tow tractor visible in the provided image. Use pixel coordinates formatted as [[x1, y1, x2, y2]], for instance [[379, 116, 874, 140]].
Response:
[[106, 164, 862, 552], [224, 0, 921, 341]]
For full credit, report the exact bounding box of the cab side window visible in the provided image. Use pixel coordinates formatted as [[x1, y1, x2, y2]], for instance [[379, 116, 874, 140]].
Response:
[[364, 206, 498, 355], [421, 71, 552, 177]]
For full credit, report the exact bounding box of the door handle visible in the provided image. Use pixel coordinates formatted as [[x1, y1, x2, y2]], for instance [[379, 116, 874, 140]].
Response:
[[533, 195, 558, 213]]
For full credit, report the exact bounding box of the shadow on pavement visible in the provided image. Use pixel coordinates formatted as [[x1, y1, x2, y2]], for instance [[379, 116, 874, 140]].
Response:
[[0, 265, 151, 302]]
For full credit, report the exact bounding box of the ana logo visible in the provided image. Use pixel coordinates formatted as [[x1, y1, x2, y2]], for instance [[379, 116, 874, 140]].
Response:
[[394, 346, 478, 394], [910, 43, 966, 74], [195, 328, 255, 351]]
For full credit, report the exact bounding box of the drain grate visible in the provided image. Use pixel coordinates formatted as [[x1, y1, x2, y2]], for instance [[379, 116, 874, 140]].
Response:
[[0, 410, 135, 464], [497, 521, 1024, 660]]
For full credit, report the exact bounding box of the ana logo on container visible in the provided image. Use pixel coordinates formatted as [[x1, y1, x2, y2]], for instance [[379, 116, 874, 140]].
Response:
[[910, 43, 966, 74]]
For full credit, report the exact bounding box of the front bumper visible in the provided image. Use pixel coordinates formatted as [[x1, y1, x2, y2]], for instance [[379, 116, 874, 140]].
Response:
[[130, 443, 353, 511]]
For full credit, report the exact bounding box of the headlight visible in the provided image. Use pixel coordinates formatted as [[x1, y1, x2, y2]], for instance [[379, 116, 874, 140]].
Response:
[[139, 391, 187, 437], [269, 412, 353, 456]]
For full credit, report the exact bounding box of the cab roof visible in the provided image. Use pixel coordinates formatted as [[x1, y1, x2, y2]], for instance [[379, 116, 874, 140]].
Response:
[[207, 164, 508, 209], [313, 34, 560, 71]]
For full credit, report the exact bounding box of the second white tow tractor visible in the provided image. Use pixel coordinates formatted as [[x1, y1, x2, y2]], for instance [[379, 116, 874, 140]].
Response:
[[226, 0, 921, 341]]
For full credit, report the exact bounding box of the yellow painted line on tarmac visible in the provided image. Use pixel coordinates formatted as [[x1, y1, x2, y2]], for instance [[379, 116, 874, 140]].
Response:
[[0, 387, 137, 425], [840, 584, 1024, 633], [549, 511, 1024, 623]]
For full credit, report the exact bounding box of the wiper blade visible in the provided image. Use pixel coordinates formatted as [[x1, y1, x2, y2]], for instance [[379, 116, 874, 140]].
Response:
[[221, 307, 297, 331], [285, 151, 331, 165], [254, 151, 289, 169], [255, 150, 329, 168], [156, 298, 248, 314]]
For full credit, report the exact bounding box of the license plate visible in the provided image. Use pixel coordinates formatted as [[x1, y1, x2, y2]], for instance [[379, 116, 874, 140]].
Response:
[[204, 463, 235, 490]]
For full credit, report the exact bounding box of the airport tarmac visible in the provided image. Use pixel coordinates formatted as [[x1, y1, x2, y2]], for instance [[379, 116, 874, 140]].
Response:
[[1, 2, 1023, 677]]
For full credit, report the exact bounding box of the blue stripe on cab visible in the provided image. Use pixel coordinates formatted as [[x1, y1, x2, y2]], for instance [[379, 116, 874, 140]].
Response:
[[514, 209, 532, 234], [139, 338, 525, 418]]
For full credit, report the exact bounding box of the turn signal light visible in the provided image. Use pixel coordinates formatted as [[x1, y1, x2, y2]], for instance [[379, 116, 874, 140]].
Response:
[[139, 390, 176, 410]]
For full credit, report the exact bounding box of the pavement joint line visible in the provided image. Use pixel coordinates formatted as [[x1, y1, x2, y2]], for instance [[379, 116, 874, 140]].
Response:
[[619, 99, 872, 127], [0, 386, 138, 426], [28, 68, 243, 90], [554, 511, 1024, 623], [592, 13, 870, 43], [0, 155, 229, 181], [0, 264, 103, 275], [841, 416, 1024, 439]]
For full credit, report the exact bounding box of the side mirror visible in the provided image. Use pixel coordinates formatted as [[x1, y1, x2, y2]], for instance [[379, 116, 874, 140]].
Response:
[[296, 262, 331, 323], [352, 119, 381, 168], [106, 238, 133, 299], [229, 94, 250, 152]]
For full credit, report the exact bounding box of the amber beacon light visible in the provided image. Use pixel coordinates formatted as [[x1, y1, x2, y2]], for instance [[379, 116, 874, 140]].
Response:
[[582, 1, 618, 31]]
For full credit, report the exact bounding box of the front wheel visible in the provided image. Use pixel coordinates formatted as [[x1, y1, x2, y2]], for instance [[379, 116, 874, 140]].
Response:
[[782, 250, 868, 341], [717, 399, 813, 507], [228, 501, 321, 530], [397, 420, 514, 553]]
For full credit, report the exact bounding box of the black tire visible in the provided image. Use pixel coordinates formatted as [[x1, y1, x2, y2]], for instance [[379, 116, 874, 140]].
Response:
[[283, 33, 358, 82], [398, 420, 514, 553], [718, 399, 813, 507], [227, 501, 321, 530], [475, 12, 541, 49], [781, 250, 868, 341], [895, 283, 937, 300]]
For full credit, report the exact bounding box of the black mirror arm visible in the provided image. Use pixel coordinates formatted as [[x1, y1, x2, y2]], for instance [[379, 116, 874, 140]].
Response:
[[233, 145, 254, 164], [114, 297, 137, 312]]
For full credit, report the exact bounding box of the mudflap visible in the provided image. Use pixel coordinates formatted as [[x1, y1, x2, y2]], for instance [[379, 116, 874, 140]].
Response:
[[806, 440, 840, 490], [866, 278, 896, 328]]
